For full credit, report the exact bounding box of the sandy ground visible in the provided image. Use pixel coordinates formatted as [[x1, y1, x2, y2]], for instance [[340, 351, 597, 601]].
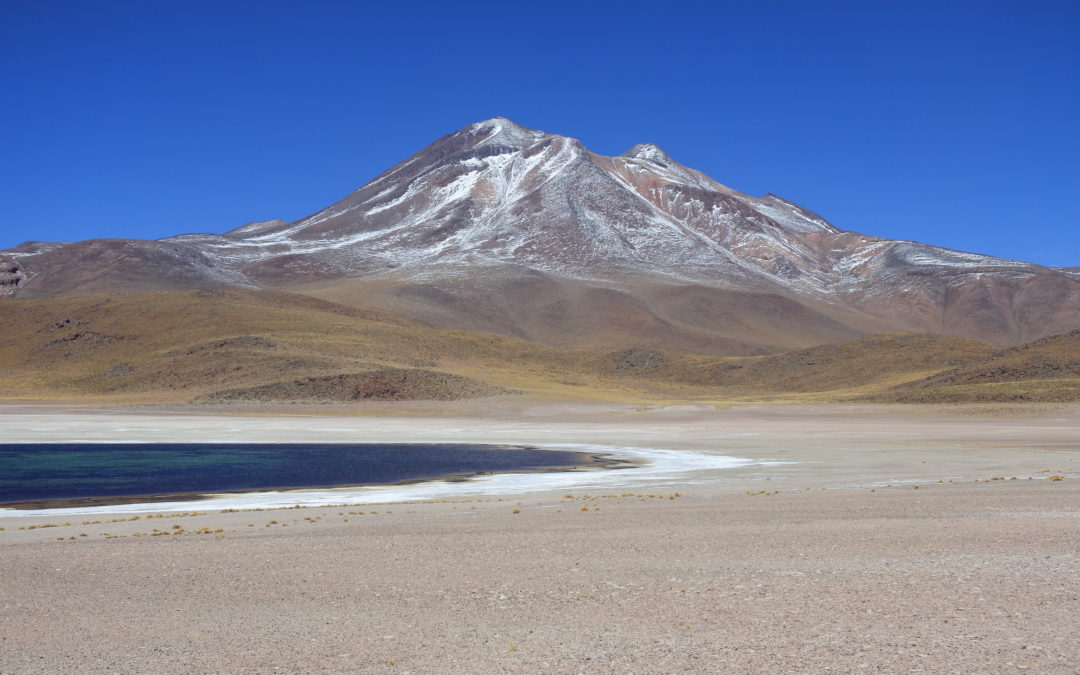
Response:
[[0, 403, 1078, 673]]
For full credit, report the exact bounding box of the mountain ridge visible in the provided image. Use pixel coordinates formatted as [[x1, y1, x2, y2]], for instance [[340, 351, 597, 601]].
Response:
[[4, 117, 1079, 352]]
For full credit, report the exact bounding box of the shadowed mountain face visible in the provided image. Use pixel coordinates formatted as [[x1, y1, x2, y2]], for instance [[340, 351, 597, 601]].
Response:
[[5, 118, 1079, 352]]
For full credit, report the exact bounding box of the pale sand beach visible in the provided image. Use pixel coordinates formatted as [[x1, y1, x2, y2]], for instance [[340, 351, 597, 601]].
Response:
[[1, 403, 1078, 672]]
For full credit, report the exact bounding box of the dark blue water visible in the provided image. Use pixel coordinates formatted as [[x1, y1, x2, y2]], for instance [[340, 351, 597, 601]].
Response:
[[0, 443, 592, 507]]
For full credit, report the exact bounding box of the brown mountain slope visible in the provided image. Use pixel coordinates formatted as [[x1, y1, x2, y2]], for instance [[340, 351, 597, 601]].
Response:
[[876, 330, 1080, 402], [5, 290, 1073, 405], [0, 290, 595, 403], [592, 334, 996, 396], [286, 272, 875, 356], [198, 368, 513, 403]]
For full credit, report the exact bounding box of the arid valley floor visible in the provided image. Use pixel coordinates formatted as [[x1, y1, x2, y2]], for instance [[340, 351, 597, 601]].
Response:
[[1, 402, 1078, 673]]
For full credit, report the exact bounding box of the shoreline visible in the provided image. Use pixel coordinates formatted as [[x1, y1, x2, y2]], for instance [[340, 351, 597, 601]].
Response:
[[0, 448, 639, 513], [0, 445, 742, 517], [2, 401, 1075, 520]]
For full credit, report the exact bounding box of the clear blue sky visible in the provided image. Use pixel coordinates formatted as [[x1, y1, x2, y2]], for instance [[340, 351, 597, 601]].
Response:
[[2, 1, 1077, 265]]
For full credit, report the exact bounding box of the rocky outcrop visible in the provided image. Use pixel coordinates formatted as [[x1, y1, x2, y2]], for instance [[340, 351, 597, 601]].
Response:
[[610, 348, 666, 374], [0, 256, 24, 297], [197, 368, 515, 402]]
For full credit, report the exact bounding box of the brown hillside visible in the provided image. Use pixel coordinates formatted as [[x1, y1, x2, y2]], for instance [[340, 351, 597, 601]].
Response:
[[0, 290, 601, 403], [701, 334, 995, 393], [591, 334, 994, 396], [199, 368, 513, 402], [1, 290, 1065, 405], [875, 330, 1080, 402], [285, 273, 876, 357]]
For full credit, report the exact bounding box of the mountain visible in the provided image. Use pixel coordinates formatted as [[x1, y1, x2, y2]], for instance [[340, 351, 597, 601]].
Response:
[[4, 117, 1079, 354]]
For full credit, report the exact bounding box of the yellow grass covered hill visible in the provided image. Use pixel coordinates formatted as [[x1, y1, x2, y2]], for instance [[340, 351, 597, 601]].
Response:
[[1, 289, 1078, 405], [874, 330, 1080, 402]]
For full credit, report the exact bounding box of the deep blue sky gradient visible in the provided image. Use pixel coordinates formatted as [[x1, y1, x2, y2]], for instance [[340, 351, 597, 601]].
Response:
[[2, 1, 1078, 265]]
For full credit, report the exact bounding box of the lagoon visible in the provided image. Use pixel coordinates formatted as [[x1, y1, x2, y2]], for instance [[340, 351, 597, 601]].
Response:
[[0, 443, 595, 509]]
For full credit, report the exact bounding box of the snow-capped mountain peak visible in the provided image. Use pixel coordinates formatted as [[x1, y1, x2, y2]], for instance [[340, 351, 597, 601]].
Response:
[[3, 118, 1079, 347], [621, 143, 673, 165], [463, 116, 548, 149]]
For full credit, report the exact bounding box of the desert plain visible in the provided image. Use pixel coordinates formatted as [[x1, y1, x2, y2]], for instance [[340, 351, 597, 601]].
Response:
[[0, 401, 1077, 673]]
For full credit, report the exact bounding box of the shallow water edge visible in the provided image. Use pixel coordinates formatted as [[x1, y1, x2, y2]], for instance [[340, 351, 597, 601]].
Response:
[[1, 444, 764, 517], [0, 449, 635, 511]]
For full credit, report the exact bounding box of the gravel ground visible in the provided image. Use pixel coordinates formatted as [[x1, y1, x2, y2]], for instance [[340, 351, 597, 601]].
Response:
[[1, 404, 1077, 673]]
